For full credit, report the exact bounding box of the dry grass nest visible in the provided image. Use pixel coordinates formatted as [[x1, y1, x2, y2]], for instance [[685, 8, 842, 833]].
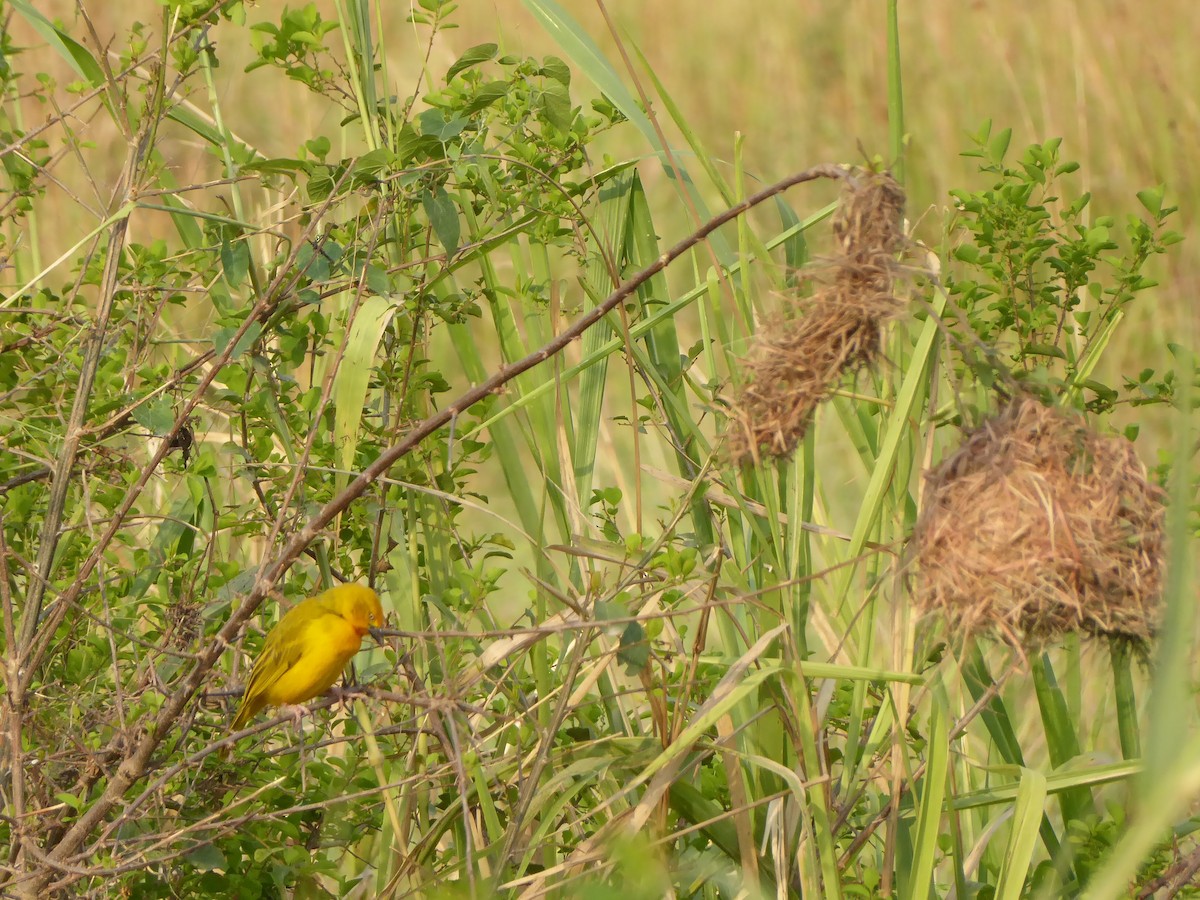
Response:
[[912, 397, 1166, 647], [728, 169, 907, 463]]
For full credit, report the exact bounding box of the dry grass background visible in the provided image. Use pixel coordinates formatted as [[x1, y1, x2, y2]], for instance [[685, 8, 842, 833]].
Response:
[[20, 0, 1197, 337], [14, 0, 1197, 459]]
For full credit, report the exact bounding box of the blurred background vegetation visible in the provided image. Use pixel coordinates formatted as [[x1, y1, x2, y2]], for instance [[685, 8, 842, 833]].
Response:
[[20, 0, 1199, 429]]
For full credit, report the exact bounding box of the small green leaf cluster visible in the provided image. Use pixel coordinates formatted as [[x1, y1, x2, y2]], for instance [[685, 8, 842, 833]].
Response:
[[944, 120, 1183, 416], [247, 4, 342, 95]]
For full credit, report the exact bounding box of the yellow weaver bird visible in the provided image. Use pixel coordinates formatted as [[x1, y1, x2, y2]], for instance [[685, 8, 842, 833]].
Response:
[[230, 583, 385, 734]]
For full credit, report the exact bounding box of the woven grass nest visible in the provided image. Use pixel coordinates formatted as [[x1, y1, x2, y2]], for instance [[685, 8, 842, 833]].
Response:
[[912, 397, 1166, 647], [728, 169, 906, 463]]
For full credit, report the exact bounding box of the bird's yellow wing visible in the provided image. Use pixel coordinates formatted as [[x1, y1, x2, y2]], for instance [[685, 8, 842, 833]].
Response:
[[231, 631, 300, 732], [230, 602, 363, 732]]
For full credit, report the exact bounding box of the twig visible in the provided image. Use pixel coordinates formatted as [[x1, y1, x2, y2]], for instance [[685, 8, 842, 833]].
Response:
[[17, 163, 138, 651]]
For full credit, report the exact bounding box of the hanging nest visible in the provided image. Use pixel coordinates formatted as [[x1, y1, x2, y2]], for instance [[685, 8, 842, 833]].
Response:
[[912, 397, 1166, 647], [727, 169, 907, 463]]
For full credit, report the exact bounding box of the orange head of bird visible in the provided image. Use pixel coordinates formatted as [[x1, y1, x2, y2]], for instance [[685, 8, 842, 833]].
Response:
[[326, 583, 386, 645]]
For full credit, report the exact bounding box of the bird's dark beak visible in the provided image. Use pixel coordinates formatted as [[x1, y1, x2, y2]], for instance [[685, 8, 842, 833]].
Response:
[[368, 626, 386, 646]]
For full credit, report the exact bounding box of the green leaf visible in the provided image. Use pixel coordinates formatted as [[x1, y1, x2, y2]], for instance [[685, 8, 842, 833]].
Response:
[[519, 0, 654, 145], [305, 136, 331, 159], [617, 620, 649, 673], [305, 169, 335, 202], [394, 124, 444, 164], [542, 55, 571, 86], [1136, 185, 1165, 216], [463, 81, 510, 116], [363, 263, 389, 294], [239, 157, 314, 179], [954, 243, 981, 264], [220, 237, 251, 289], [1082, 379, 1118, 402], [213, 320, 262, 360], [296, 241, 334, 282], [422, 187, 460, 257], [969, 119, 993, 145], [54, 791, 85, 812], [333, 295, 398, 491], [538, 82, 573, 130], [352, 148, 394, 181], [166, 105, 259, 162], [995, 768, 1048, 900], [184, 843, 226, 871], [417, 109, 469, 142], [131, 397, 176, 436], [987, 127, 1013, 163], [1022, 343, 1067, 360], [446, 43, 498, 80]]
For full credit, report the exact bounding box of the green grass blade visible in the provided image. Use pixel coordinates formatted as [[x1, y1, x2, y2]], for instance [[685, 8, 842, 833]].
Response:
[[1141, 357, 1196, 783], [332, 294, 397, 493], [8, 0, 104, 88], [886, 0, 905, 183], [1109, 638, 1141, 760], [836, 294, 945, 598], [995, 767, 1048, 900], [951, 760, 1141, 811], [1030, 653, 1093, 830], [835, 302, 943, 795], [573, 169, 633, 504], [624, 175, 717, 546], [631, 627, 788, 790], [960, 646, 1024, 764], [961, 645, 1065, 862], [904, 696, 949, 900]]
